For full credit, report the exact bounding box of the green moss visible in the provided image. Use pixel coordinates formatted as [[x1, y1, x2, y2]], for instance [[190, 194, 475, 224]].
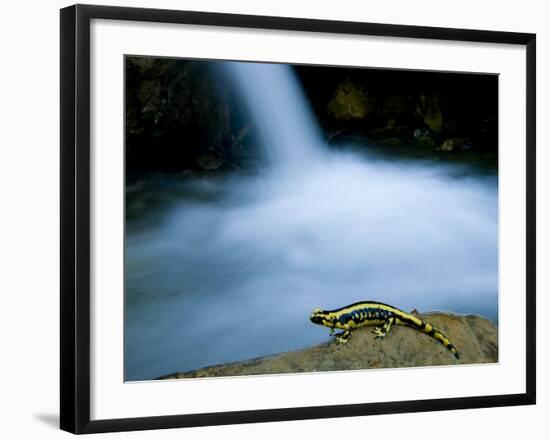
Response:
[[327, 79, 372, 120]]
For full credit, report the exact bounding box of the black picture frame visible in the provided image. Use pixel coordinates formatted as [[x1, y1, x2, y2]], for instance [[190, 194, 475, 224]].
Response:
[[60, 4, 536, 434]]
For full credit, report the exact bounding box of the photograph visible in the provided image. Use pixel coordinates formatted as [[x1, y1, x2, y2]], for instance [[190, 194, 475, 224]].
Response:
[[124, 56, 499, 382]]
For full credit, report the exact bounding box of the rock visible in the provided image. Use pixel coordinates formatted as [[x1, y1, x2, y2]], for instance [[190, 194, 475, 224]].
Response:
[[125, 57, 256, 173], [414, 135, 436, 149], [379, 94, 408, 118], [371, 119, 399, 138], [159, 312, 498, 379], [327, 79, 372, 120], [197, 154, 224, 170], [413, 129, 430, 138], [416, 93, 443, 133], [437, 138, 463, 152], [376, 137, 402, 148]]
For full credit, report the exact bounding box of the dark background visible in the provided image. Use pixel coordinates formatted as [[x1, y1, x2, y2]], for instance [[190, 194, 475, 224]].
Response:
[[125, 57, 498, 178]]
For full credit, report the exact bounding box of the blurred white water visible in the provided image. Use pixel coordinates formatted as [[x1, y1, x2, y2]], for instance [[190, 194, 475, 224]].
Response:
[[125, 63, 498, 381], [223, 62, 324, 173]]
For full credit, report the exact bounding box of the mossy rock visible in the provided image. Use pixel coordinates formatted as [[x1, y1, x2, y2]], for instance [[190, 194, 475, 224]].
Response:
[[437, 138, 463, 152], [411, 135, 436, 149], [416, 93, 443, 133], [328, 79, 373, 120]]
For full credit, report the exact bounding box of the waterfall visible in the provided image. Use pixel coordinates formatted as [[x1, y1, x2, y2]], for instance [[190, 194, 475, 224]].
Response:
[[224, 62, 323, 173], [125, 60, 498, 381]]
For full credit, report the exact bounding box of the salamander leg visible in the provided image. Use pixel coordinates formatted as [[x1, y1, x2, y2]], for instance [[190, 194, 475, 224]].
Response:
[[373, 317, 395, 339], [335, 329, 352, 344]]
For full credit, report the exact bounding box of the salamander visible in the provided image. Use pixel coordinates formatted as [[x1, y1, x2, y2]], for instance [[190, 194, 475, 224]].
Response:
[[310, 301, 459, 359]]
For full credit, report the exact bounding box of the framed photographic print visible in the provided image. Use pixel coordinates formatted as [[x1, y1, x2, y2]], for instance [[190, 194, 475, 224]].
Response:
[[60, 4, 536, 434]]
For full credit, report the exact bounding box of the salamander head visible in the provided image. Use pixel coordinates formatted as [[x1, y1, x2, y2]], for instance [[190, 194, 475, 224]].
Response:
[[310, 308, 337, 328]]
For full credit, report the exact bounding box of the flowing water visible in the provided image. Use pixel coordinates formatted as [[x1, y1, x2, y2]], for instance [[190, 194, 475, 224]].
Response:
[[125, 62, 498, 381], [223, 62, 324, 173]]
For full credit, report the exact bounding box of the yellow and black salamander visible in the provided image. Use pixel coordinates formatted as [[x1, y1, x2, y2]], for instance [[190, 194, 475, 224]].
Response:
[[310, 301, 459, 359]]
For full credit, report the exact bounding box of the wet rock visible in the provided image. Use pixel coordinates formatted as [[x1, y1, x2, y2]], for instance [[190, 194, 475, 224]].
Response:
[[412, 135, 436, 149], [438, 138, 463, 152], [413, 128, 430, 138], [416, 93, 443, 133], [379, 94, 408, 119], [376, 137, 403, 148], [327, 79, 373, 120], [197, 154, 224, 170], [126, 57, 255, 173], [371, 119, 400, 139], [159, 312, 498, 379]]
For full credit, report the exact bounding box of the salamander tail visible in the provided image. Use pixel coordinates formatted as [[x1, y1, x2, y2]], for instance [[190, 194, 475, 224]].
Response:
[[422, 322, 459, 359]]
